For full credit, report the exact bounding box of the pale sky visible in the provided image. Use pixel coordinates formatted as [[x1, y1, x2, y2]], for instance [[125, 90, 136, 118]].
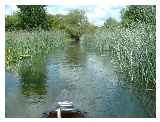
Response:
[[5, 5, 126, 26]]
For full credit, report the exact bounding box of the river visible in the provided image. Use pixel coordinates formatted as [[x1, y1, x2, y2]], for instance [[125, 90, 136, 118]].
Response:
[[5, 43, 153, 117]]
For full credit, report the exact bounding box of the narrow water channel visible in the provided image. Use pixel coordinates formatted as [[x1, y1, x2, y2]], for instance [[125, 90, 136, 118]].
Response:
[[6, 43, 151, 117]]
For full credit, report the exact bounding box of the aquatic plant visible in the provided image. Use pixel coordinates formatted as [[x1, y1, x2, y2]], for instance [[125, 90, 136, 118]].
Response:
[[5, 30, 71, 72], [81, 23, 155, 116]]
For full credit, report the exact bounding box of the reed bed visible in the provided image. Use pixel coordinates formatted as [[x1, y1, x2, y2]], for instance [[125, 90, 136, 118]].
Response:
[[6, 30, 71, 72], [81, 23, 156, 116], [82, 23, 156, 91]]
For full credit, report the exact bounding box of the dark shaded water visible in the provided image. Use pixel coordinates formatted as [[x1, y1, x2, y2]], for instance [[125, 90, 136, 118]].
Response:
[[6, 44, 153, 117]]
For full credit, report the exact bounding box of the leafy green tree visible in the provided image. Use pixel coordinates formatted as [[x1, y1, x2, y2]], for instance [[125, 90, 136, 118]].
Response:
[[121, 5, 156, 27], [104, 17, 119, 29], [17, 5, 49, 30], [48, 14, 66, 30], [5, 14, 21, 31], [63, 10, 89, 42], [48, 10, 96, 41]]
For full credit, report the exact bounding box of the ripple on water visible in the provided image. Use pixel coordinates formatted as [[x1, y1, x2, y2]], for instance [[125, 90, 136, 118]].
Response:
[[6, 44, 152, 117]]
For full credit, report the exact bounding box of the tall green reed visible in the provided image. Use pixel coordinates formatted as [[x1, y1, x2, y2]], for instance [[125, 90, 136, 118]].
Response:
[[81, 23, 156, 116], [6, 30, 71, 73]]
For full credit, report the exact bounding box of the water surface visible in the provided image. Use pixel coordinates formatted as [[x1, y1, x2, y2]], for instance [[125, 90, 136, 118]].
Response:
[[6, 43, 152, 117]]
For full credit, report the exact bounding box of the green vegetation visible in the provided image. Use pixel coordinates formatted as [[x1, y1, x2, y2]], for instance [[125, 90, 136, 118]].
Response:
[[6, 5, 156, 114], [104, 17, 119, 29], [81, 5, 156, 116], [82, 5, 155, 90], [6, 5, 156, 86], [83, 23, 155, 89], [5, 14, 21, 31], [121, 5, 156, 27], [48, 9, 95, 41], [6, 30, 71, 72], [6, 6, 95, 40], [17, 5, 49, 30]]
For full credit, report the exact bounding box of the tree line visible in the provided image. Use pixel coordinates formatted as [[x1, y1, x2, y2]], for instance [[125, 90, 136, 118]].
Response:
[[5, 5, 155, 41]]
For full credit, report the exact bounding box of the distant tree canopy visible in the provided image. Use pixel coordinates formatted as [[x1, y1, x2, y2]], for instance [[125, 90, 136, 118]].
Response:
[[103, 18, 119, 29], [5, 5, 156, 40], [5, 13, 21, 31], [5, 6, 96, 41], [121, 5, 156, 27], [48, 14, 66, 30], [17, 5, 49, 30], [63, 10, 90, 41], [48, 10, 96, 41]]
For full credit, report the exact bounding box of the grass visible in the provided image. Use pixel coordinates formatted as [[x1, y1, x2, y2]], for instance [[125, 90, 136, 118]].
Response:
[[81, 23, 156, 116], [82, 23, 156, 90], [5, 30, 71, 73]]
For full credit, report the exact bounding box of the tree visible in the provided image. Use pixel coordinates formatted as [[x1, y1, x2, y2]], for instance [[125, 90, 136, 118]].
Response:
[[121, 5, 156, 27], [63, 10, 89, 42], [5, 14, 21, 31], [103, 18, 119, 29], [48, 14, 66, 30], [17, 5, 49, 30], [48, 10, 96, 41]]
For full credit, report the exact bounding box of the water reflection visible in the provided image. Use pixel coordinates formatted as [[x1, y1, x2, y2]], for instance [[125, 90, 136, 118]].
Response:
[[64, 43, 87, 66], [18, 56, 47, 96], [6, 43, 155, 117]]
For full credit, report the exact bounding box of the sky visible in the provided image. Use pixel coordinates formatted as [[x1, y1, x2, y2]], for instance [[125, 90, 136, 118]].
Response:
[[5, 5, 126, 26]]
